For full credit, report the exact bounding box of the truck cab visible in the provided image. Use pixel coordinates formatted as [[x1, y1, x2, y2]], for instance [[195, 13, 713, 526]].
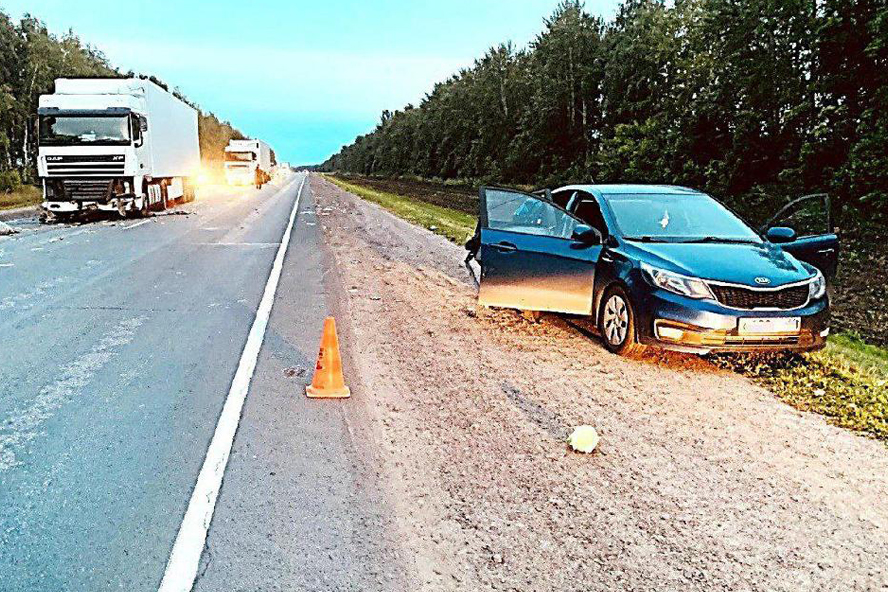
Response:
[[37, 78, 199, 220]]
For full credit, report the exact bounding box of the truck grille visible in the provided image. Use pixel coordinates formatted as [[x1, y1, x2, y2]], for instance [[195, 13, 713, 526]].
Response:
[[45, 155, 125, 177], [61, 179, 112, 201], [709, 283, 809, 310]]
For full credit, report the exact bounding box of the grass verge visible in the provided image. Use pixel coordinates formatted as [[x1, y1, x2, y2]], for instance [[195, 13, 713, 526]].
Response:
[[715, 335, 888, 441], [326, 175, 476, 244], [326, 173, 888, 443], [0, 185, 42, 211]]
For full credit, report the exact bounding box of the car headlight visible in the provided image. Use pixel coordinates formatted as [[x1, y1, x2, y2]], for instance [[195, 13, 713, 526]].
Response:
[[808, 269, 826, 299], [641, 262, 714, 299]]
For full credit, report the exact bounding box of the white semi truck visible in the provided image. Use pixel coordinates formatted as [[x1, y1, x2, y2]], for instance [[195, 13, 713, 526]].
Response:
[[224, 139, 272, 187], [36, 78, 200, 220]]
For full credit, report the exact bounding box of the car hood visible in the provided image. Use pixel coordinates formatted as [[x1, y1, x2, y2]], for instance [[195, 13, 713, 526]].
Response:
[[630, 241, 813, 287]]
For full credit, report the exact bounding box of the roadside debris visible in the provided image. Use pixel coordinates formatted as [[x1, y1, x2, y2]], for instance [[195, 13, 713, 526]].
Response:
[[568, 426, 600, 453], [0, 221, 18, 236]]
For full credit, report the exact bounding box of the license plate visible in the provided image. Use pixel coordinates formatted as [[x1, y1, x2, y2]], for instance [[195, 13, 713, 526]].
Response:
[[738, 317, 802, 334]]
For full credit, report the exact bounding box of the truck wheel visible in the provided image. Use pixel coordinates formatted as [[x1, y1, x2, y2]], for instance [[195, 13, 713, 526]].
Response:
[[598, 285, 646, 357]]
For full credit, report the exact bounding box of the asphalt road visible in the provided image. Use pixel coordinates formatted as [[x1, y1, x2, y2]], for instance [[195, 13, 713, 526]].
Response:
[[0, 175, 407, 591]]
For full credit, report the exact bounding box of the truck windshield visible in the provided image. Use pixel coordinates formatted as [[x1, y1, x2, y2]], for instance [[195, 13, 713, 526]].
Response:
[[225, 152, 255, 162], [605, 193, 761, 243], [39, 115, 131, 146]]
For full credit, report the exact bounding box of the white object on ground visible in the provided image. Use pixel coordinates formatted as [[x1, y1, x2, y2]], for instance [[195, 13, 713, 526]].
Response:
[[0, 221, 18, 236], [568, 425, 600, 453]]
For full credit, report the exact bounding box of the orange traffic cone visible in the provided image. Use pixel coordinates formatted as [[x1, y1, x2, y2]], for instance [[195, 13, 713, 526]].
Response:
[[306, 317, 351, 399]]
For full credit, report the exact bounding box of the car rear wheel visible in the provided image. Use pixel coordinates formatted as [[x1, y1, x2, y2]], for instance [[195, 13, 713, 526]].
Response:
[[599, 286, 646, 357]]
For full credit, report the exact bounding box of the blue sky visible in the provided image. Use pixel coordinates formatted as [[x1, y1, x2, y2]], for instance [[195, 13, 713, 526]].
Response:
[[3, 0, 622, 164]]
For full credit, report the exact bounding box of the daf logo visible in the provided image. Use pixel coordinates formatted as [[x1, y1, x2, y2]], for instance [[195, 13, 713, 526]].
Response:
[[46, 156, 63, 162], [754, 277, 771, 285], [112, 155, 125, 161]]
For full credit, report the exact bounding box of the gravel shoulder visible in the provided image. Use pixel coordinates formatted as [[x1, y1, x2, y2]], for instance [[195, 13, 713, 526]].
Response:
[[311, 174, 888, 591]]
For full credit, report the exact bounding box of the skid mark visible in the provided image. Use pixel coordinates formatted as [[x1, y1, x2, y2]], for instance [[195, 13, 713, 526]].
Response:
[[502, 382, 569, 441], [0, 316, 147, 471]]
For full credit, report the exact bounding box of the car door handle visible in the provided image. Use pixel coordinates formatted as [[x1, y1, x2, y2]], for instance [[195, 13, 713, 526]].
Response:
[[817, 248, 835, 254], [600, 254, 614, 263], [494, 242, 518, 253]]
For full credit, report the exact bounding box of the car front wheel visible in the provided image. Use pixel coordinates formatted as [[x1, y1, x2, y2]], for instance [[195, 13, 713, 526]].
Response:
[[599, 286, 646, 357]]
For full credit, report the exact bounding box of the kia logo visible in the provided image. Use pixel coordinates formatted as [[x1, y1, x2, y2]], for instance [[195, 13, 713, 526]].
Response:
[[755, 277, 771, 285]]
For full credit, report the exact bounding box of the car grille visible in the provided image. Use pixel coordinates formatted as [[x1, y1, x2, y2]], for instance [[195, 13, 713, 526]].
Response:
[[61, 179, 112, 201], [709, 283, 809, 310], [45, 155, 125, 177]]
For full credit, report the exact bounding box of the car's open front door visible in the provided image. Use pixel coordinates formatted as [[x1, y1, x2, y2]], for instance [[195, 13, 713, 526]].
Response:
[[476, 187, 602, 315], [761, 193, 839, 278]]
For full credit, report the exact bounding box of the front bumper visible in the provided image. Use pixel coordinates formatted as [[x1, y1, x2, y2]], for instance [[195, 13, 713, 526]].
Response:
[[42, 196, 138, 214], [632, 286, 830, 354]]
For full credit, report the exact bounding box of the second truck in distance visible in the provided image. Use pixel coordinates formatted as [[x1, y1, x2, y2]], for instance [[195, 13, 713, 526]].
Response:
[[224, 139, 272, 187]]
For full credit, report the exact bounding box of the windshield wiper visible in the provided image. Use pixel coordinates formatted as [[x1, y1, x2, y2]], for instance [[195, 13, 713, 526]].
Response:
[[682, 236, 759, 244], [624, 236, 673, 243]]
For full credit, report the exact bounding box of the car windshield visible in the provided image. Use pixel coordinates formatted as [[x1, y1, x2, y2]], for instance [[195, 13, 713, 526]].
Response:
[[225, 151, 255, 162], [39, 115, 131, 145], [604, 193, 761, 243]]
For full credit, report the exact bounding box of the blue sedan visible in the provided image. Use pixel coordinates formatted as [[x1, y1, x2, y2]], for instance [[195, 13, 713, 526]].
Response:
[[466, 185, 838, 355]]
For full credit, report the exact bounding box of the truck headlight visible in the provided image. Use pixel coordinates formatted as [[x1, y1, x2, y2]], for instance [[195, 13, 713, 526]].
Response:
[[641, 262, 714, 299], [808, 269, 826, 299]]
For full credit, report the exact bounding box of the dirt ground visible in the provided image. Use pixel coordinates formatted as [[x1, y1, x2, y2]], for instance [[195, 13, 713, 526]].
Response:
[[311, 175, 888, 592], [331, 174, 479, 215]]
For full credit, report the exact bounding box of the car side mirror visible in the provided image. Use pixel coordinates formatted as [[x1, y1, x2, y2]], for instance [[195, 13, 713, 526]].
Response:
[[139, 116, 148, 132], [572, 224, 601, 244], [766, 226, 796, 243]]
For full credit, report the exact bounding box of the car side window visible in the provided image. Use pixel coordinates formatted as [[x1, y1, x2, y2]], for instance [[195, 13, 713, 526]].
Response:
[[550, 190, 575, 210], [572, 193, 609, 236], [485, 189, 579, 239]]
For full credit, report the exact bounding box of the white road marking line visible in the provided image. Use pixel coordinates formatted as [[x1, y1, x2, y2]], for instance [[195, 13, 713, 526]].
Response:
[[157, 174, 306, 592], [0, 263, 13, 268], [124, 219, 151, 230], [193, 242, 280, 247]]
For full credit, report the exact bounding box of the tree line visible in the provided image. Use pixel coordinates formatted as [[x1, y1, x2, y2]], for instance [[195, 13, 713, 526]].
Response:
[[322, 0, 888, 224], [0, 10, 245, 188]]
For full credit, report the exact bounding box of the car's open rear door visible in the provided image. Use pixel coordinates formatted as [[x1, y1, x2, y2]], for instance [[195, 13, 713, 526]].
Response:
[[475, 187, 601, 314], [761, 193, 839, 278]]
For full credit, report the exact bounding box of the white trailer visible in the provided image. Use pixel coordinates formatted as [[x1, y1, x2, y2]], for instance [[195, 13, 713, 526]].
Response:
[[36, 78, 200, 219], [224, 139, 272, 187]]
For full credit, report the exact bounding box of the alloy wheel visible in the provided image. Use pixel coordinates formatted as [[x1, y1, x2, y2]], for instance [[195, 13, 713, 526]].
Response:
[[603, 294, 629, 346]]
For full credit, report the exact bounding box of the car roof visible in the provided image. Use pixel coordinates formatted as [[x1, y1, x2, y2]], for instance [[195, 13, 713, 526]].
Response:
[[554, 184, 704, 196]]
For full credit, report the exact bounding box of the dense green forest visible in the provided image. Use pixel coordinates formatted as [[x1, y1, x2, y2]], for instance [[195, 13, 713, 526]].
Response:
[[322, 0, 888, 223], [0, 10, 244, 189]]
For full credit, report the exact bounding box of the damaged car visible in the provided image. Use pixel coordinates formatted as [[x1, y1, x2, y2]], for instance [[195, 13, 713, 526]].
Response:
[[466, 185, 838, 355]]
